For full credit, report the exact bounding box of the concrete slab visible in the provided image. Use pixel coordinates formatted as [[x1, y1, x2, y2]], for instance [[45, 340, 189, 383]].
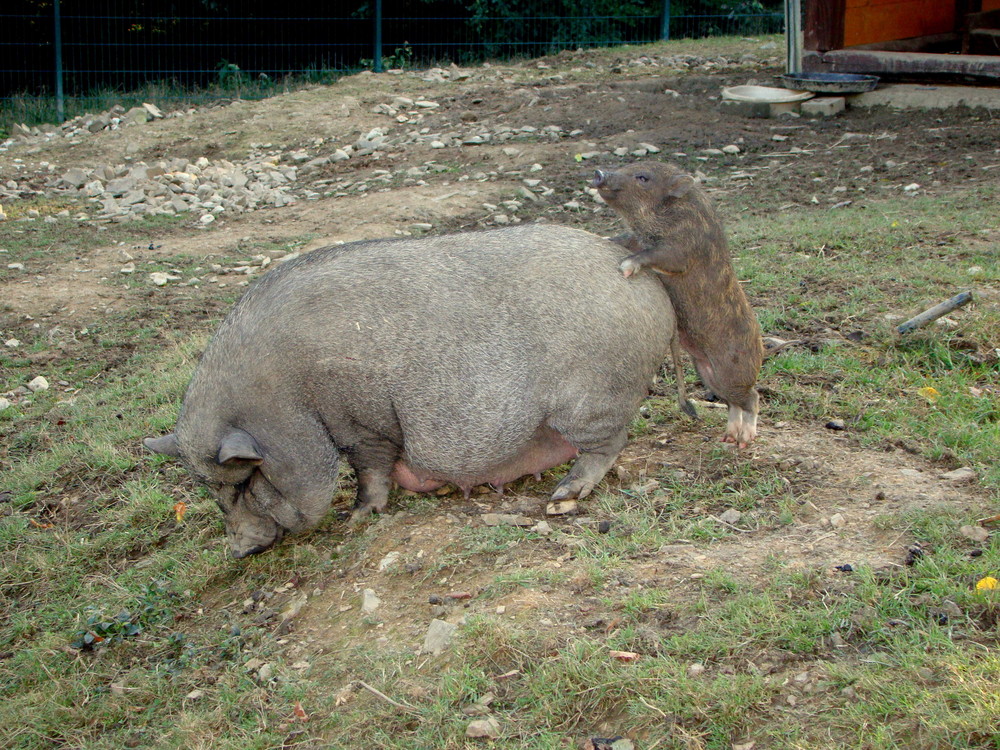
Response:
[[850, 84, 1000, 110], [720, 99, 803, 118], [801, 97, 846, 116]]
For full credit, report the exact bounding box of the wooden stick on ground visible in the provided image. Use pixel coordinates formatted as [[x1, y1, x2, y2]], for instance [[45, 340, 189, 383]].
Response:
[[897, 292, 973, 334], [354, 680, 421, 715]]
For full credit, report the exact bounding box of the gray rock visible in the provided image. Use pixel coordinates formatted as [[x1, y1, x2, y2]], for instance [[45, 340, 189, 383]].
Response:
[[105, 177, 136, 196], [378, 550, 401, 571], [27, 376, 49, 392], [60, 168, 90, 188], [119, 190, 146, 206], [141, 102, 164, 119], [719, 508, 742, 525], [300, 157, 330, 175], [86, 115, 111, 133], [149, 272, 180, 286], [941, 467, 976, 484], [0, 397, 10, 412], [423, 618, 458, 654], [482, 513, 533, 527], [959, 525, 989, 543], [465, 717, 500, 739], [361, 588, 381, 614], [124, 106, 150, 125], [546, 500, 578, 516]]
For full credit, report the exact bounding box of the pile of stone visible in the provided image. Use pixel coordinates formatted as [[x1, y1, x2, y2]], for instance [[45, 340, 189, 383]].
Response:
[[7, 102, 172, 146], [604, 50, 779, 74], [50, 153, 301, 221], [37, 125, 409, 221]]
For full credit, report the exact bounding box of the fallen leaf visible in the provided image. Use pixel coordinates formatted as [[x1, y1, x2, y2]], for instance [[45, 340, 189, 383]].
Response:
[[976, 576, 998, 592], [174, 501, 187, 523], [334, 684, 355, 706], [917, 386, 940, 403], [609, 650, 640, 662], [29, 519, 53, 529], [293, 701, 309, 722]]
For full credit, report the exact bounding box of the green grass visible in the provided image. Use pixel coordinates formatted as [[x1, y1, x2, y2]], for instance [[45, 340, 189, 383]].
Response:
[[0, 212, 191, 282], [731, 186, 1000, 487], [296, 525, 1000, 748], [0, 73, 349, 135]]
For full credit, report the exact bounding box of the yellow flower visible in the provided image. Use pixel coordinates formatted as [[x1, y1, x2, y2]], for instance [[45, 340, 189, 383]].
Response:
[[976, 576, 998, 591], [917, 387, 939, 403]]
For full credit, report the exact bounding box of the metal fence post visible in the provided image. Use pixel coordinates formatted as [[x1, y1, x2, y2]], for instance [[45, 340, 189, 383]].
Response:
[[54, 0, 65, 122], [785, 0, 802, 73], [374, 0, 383, 72], [661, 0, 670, 40]]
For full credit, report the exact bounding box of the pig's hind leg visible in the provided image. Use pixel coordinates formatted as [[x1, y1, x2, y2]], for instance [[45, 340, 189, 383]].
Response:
[[549, 409, 629, 502]]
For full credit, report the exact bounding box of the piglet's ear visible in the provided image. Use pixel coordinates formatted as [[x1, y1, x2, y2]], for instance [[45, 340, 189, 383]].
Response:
[[665, 174, 696, 198], [144, 433, 181, 457], [218, 429, 264, 465]]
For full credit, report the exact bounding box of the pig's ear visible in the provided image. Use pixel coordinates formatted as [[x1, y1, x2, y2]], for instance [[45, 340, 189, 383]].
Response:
[[665, 174, 696, 198], [144, 433, 181, 457], [217, 429, 264, 465]]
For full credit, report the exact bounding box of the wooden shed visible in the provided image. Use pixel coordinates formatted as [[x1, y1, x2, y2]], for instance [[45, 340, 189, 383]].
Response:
[[803, 0, 1000, 79]]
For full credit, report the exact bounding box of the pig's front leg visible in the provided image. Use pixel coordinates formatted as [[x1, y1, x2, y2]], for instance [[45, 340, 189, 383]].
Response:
[[344, 434, 400, 524]]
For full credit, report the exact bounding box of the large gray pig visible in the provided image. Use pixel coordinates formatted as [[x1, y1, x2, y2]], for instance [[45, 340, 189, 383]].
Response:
[[144, 225, 681, 557]]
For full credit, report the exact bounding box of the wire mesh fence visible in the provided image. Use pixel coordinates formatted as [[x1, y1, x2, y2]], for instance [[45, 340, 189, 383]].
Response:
[[1, 1, 783, 126]]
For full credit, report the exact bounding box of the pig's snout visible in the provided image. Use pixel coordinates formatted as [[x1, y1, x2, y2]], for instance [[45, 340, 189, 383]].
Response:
[[591, 169, 608, 188]]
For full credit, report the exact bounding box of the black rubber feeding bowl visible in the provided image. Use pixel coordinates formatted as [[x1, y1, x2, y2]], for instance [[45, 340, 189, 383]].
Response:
[[780, 72, 880, 94]]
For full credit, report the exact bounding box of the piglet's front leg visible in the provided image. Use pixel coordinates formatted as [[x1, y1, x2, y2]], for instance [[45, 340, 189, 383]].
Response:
[[618, 245, 688, 279]]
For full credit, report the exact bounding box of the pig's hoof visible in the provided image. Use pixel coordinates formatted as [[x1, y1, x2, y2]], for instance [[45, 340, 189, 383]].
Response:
[[551, 477, 595, 502], [348, 505, 376, 525]]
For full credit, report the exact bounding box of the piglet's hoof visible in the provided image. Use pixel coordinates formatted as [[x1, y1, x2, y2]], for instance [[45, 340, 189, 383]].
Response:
[[721, 433, 755, 450], [619, 258, 641, 278]]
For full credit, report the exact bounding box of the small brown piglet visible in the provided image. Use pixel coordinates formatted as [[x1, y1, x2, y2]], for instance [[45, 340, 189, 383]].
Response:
[[592, 161, 763, 447]]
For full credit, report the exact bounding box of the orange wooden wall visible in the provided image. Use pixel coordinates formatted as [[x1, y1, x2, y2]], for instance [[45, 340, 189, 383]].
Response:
[[984, 0, 1000, 11], [843, 0, 955, 46]]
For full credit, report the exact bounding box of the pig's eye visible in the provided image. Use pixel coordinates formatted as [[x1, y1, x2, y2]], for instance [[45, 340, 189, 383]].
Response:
[[635, 174, 650, 183]]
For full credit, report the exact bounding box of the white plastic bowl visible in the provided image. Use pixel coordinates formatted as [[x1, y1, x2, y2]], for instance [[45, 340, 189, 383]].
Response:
[[722, 85, 814, 104]]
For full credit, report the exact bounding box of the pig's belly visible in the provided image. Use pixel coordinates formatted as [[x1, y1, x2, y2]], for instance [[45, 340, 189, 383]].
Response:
[[390, 427, 579, 493]]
